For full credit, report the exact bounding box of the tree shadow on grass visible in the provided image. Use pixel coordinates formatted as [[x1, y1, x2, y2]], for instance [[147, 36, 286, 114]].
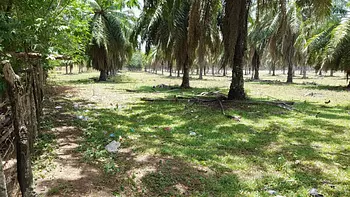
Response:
[[36, 83, 350, 196]]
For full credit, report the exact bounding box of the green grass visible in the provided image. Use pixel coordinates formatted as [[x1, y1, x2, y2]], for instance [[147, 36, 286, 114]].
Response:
[[47, 70, 350, 196]]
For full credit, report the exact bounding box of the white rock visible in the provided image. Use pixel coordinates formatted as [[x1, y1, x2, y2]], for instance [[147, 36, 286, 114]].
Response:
[[105, 140, 121, 153], [267, 190, 277, 195]]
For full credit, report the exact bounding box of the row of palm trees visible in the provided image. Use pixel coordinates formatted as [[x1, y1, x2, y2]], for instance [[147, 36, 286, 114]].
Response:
[[84, 0, 349, 98]]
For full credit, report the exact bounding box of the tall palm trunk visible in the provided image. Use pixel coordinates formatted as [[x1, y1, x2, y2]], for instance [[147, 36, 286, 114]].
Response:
[[169, 60, 173, 77], [252, 50, 260, 80], [302, 65, 307, 78], [225, 0, 250, 100], [272, 62, 276, 76], [181, 56, 190, 88]]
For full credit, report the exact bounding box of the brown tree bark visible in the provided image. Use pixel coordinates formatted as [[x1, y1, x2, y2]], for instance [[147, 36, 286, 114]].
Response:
[[252, 50, 260, 80], [2, 62, 36, 197], [225, 0, 250, 100], [181, 56, 190, 88], [99, 70, 107, 81], [0, 156, 8, 197]]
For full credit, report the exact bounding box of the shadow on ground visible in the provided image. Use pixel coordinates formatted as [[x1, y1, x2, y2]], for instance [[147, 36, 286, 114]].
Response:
[[34, 84, 350, 196]]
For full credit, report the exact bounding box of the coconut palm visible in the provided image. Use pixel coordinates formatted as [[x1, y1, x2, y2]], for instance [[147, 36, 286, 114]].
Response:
[[87, 0, 133, 81], [306, 0, 350, 82], [134, 0, 192, 87]]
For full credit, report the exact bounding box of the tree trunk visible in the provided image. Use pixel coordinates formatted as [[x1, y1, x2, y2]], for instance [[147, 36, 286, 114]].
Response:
[[226, 0, 249, 100], [69, 64, 73, 74], [223, 66, 226, 76], [252, 50, 260, 80], [302, 65, 307, 79], [161, 64, 164, 75], [330, 69, 334, 77], [181, 57, 190, 88], [0, 156, 8, 197], [99, 70, 107, 81], [177, 69, 180, 77], [169, 61, 173, 77], [65, 64, 68, 74], [199, 66, 203, 79], [3, 62, 36, 197], [212, 65, 215, 76], [272, 62, 276, 76], [287, 61, 293, 83]]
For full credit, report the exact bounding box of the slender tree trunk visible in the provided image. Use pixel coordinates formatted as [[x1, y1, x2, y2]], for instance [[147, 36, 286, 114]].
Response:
[[330, 69, 334, 77], [252, 50, 260, 80], [161, 63, 164, 75], [318, 69, 322, 76], [223, 66, 226, 76], [65, 64, 68, 74], [169, 61, 173, 77], [99, 70, 107, 81], [272, 62, 276, 76], [287, 61, 293, 83], [0, 156, 8, 197], [69, 64, 73, 74], [282, 67, 286, 74], [302, 65, 307, 79], [212, 65, 215, 76], [177, 69, 180, 77], [226, 0, 249, 100], [181, 57, 190, 88]]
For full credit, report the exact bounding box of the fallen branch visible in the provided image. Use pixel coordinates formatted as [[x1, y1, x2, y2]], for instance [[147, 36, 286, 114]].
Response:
[[141, 97, 295, 106]]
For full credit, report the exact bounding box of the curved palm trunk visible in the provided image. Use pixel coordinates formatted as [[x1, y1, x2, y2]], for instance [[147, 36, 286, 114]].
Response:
[[226, 0, 250, 100]]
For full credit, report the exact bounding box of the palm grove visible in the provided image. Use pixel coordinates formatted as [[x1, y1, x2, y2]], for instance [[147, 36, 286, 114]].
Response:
[[0, 0, 350, 196]]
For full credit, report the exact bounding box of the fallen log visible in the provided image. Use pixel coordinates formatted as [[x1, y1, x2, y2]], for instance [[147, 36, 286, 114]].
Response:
[[141, 97, 295, 106]]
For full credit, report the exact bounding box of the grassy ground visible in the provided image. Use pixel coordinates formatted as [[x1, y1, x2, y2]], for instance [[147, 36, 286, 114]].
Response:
[[36, 70, 350, 197]]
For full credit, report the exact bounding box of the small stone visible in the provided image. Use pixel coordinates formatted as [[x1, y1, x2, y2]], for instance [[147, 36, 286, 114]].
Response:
[[267, 190, 277, 195], [309, 188, 318, 196], [105, 140, 121, 153], [189, 131, 196, 136]]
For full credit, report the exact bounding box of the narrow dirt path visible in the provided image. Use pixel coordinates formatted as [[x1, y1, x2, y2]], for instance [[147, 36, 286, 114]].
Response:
[[34, 86, 116, 197]]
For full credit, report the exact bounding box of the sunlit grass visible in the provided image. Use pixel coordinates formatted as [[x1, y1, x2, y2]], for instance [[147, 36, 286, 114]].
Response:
[[47, 70, 350, 196]]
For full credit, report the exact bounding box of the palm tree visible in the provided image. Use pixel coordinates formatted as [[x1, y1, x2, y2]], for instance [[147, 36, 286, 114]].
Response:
[[312, 3, 350, 82], [222, 0, 251, 100], [87, 0, 133, 81], [134, 0, 192, 87]]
